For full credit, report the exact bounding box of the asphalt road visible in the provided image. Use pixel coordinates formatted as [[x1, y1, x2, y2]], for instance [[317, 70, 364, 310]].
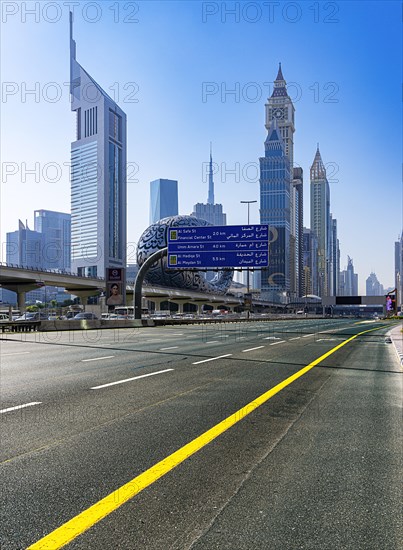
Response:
[[1, 319, 401, 549]]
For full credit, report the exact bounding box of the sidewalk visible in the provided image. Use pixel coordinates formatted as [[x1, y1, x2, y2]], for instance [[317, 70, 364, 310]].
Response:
[[389, 322, 403, 367]]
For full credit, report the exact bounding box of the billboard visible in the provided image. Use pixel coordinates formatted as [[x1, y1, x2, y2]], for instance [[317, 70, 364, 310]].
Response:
[[106, 268, 126, 307], [167, 225, 269, 269], [385, 292, 396, 314]]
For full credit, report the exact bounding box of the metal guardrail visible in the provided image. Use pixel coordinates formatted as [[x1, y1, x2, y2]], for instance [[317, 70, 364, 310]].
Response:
[[0, 321, 41, 333]]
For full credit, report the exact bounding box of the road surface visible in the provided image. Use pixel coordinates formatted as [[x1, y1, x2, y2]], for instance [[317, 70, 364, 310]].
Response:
[[1, 318, 401, 549]]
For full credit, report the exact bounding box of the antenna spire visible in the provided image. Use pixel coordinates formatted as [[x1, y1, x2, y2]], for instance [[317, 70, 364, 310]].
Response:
[[207, 143, 214, 204]]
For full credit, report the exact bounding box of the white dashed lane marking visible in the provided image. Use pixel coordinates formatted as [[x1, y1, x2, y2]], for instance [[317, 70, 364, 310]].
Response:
[[192, 354, 232, 365], [82, 356, 115, 362], [90, 368, 174, 390], [242, 346, 265, 353], [0, 402, 42, 414]]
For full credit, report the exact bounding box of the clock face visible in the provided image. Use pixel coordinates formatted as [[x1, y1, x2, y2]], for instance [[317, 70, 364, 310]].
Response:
[[274, 109, 284, 119]]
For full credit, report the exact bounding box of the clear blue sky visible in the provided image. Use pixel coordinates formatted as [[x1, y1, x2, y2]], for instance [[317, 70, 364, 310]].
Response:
[[1, 0, 401, 292]]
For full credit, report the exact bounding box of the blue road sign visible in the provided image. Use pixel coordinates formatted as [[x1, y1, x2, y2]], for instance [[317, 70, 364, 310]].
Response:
[[167, 225, 269, 269]]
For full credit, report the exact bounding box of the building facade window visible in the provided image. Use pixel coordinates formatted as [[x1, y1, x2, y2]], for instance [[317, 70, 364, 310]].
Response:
[[108, 142, 122, 260]]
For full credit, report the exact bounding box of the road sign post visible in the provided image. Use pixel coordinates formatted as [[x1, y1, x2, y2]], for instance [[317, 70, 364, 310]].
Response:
[[167, 225, 269, 269]]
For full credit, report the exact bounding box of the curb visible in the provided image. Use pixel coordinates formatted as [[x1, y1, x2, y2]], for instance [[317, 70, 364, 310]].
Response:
[[388, 330, 403, 368]]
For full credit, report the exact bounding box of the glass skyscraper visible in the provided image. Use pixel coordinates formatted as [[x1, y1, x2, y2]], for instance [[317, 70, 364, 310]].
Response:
[[259, 119, 291, 302], [6, 220, 43, 269], [69, 12, 127, 278], [310, 146, 331, 297], [303, 228, 319, 296], [292, 167, 303, 298], [34, 210, 71, 270], [149, 179, 179, 224]]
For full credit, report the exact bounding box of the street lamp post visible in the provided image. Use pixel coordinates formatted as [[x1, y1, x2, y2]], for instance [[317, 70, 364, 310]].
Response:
[[240, 200, 257, 294]]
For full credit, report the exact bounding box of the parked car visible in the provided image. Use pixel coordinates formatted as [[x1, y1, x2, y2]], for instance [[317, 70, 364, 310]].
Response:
[[15, 312, 48, 321], [72, 312, 98, 320], [101, 313, 120, 320]]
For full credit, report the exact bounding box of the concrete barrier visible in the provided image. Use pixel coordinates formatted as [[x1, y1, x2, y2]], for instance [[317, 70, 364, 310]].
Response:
[[39, 319, 155, 331]]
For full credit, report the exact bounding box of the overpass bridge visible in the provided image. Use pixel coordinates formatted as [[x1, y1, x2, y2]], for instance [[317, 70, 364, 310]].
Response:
[[0, 263, 104, 309], [0, 263, 283, 313]]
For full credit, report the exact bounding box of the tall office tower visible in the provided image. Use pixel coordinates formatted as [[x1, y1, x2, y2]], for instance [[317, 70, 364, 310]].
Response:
[[339, 256, 358, 296], [191, 146, 227, 226], [150, 179, 179, 224], [34, 210, 71, 270], [6, 220, 43, 268], [366, 272, 384, 296], [303, 228, 318, 296], [292, 167, 303, 298], [259, 119, 291, 303], [395, 232, 403, 308], [70, 13, 127, 278], [310, 146, 331, 297], [265, 64, 296, 296], [329, 216, 340, 296]]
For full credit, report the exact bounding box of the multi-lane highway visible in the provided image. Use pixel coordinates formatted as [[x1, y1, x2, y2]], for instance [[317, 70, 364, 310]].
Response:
[[1, 319, 402, 549]]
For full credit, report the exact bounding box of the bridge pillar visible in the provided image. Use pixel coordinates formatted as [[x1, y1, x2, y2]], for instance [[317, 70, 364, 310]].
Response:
[[0, 283, 45, 313], [151, 298, 164, 312], [17, 290, 26, 312], [191, 303, 201, 315], [174, 300, 189, 314]]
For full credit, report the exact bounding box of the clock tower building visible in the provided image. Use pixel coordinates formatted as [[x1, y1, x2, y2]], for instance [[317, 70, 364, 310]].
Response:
[[265, 63, 295, 168], [261, 64, 301, 300]]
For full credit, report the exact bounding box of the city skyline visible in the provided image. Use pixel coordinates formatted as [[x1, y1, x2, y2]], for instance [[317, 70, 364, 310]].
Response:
[[1, 1, 401, 293]]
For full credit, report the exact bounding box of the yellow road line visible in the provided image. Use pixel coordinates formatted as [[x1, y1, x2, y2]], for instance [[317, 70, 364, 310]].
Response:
[[27, 325, 383, 550]]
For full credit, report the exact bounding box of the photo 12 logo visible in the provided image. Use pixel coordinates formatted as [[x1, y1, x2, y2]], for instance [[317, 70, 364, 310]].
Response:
[[1, 81, 140, 104], [1, 161, 140, 184], [1, 2, 140, 24], [201, 81, 339, 104], [201, 160, 339, 184], [201, 2, 340, 24]]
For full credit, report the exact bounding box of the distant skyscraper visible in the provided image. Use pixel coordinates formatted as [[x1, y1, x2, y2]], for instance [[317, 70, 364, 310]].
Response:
[[339, 256, 358, 296], [34, 210, 71, 270], [150, 179, 179, 224], [292, 167, 303, 298], [191, 146, 227, 226], [395, 232, 403, 308], [6, 220, 43, 268], [260, 119, 291, 302], [265, 64, 297, 297], [366, 272, 384, 296], [310, 146, 331, 297], [329, 216, 340, 297], [70, 12, 127, 278], [5, 214, 71, 307], [303, 228, 318, 296]]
